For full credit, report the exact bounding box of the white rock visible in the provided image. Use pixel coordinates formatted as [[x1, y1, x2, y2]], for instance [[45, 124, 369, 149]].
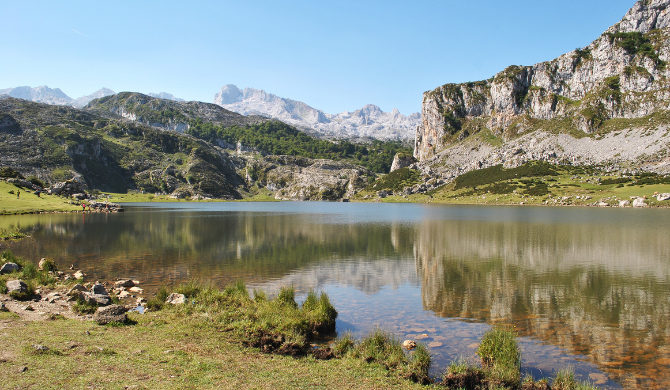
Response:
[[633, 197, 647, 208], [165, 293, 186, 305]]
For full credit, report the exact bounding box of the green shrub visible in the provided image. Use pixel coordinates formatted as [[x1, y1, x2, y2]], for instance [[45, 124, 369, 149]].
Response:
[[26, 176, 46, 188], [73, 298, 98, 314]]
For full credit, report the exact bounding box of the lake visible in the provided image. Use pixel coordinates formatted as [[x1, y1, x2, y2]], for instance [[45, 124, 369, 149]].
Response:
[[2, 202, 669, 389]]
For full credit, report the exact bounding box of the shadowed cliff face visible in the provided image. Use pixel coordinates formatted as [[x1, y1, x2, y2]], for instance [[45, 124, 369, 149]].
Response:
[[415, 0, 670, 166]]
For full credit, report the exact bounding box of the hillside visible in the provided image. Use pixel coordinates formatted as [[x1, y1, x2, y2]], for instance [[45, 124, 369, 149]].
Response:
[[0, 96, 246, 199], [413, 0, 670, 183], [0, 96, 381, 202], [214, 84, 420, 142]]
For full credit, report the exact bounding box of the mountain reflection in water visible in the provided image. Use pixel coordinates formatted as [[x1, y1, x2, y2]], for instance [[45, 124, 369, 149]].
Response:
[[2, 202, 669, 389]]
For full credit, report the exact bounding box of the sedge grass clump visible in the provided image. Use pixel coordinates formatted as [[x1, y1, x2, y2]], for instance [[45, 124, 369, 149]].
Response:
[[551, 367, 599, 390], [442, 358, 485, 389], [350, 328, 432, 384], [302, 290, 337, 334], [333, 331, 355, 356], [477, 326, 522, 388], [276, 286, 297, 308], [145, 285, 169, 311]]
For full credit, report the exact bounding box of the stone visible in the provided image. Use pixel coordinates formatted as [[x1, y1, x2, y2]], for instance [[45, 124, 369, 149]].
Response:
[[633, 197, 647, 208], [91, 283, 109, 296], [73, 270, 84, 280], [6, 279, 28, 295], [402, 340, 417, 350], [82, 292, 112, 306], [129, 287, 144, 294], [33, 344, 48, 352], [598, 202, 609, 207], [67, 284, 88, 296], [93, 305, 128, 325], [45, 292, 62, 303], [657, 193, 670, 201], [619, 200, 630, 207], [114, 279, 135, 288], [165, 293, 186, 305], [0, 262, 20, 274], [118, 291, 131, 299]]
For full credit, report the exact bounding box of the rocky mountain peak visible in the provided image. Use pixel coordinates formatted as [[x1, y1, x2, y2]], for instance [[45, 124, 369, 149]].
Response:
[[214, 84, 244, 104], [214, 84, 420, 141], [613, 0, 670, 34]]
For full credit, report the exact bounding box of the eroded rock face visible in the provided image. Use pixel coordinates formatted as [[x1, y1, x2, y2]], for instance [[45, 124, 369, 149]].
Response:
[[415, 0, 670, 161], [247, 156, 374, 201]]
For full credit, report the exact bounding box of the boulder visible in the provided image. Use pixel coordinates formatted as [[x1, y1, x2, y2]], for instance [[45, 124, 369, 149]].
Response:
[[82, 293, 112, 306], [6, 280, 28, 296], [129, 287, 144, 294], [0, 262, 20, 274], [91, 283, 109, 296], [657, 193, 670, 201], [73, 270, 85, 280], [93, 305, 129, 325], [633, 197, 647, 208], [619, 200, 630, 207], [114, 279, 135, 288], [165, 293, 186, 305], [402, 340, 417, 350]]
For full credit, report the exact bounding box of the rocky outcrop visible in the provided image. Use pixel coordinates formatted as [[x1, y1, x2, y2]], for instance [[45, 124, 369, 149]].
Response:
[[246, 156, 374, 201], [390, 153, 416, 172], [215, 84, 420, 141], [415, 0, 670, 162]]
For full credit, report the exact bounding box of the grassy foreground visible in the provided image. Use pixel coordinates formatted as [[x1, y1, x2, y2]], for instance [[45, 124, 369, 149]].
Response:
[[0, 181, 79, 215]]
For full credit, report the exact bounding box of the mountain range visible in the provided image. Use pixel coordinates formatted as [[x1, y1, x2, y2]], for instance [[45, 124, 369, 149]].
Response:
[[0, 86, 184, 109], [214, 84, 420, 142]]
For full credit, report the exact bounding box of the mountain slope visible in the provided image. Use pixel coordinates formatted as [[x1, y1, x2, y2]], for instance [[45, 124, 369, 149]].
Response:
[[0, 96, 246, 198], [414, 0, 670, 176], [214, 84, 420, 141]]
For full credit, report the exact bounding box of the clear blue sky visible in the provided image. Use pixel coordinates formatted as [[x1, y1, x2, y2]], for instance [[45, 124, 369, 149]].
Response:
[[1, 0, 635, 115]]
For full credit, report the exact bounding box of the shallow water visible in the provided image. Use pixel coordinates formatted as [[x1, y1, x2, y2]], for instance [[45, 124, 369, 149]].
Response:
[[3, 202, 670, 388]]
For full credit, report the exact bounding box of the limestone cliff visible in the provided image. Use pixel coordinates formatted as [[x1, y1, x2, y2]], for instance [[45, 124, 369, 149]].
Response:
[[415, 0, 670, 163]]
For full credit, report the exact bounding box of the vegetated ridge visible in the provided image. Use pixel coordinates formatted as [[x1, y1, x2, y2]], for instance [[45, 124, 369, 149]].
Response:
[[413, 0, 670, 186], [214, 84, 421, 142]]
